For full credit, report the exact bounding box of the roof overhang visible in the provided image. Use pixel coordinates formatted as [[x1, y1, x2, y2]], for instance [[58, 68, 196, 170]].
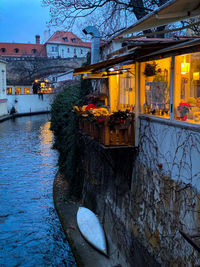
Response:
[[73, 39, 193, 76], [73, 52, 136, 75], [138, 38, 200, 61], [116, 0, 200, 37]]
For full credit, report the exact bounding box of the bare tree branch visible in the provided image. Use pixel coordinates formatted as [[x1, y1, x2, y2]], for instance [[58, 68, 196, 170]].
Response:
[[42, 0, 169, 39]]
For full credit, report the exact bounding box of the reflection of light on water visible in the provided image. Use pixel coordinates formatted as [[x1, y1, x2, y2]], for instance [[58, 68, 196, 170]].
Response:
[[39, 121, 56, 163], [39, 121, 53, 145], [25, 120, 31, 131]]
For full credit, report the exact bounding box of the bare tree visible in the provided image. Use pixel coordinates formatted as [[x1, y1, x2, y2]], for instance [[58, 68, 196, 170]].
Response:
[[42, 0, 169, 39]]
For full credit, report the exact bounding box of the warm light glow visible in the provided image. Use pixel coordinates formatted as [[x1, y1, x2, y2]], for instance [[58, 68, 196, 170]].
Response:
[[45, 79, 48, 82], [41, 83, 45, 88], [181, 62, 190, 74], [24, 88, 30, 94], [35, 79, 38, 83], [193, 72, 200, 80]]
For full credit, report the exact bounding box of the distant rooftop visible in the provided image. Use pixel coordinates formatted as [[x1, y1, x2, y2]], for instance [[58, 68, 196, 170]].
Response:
[[46, 31, 91, 48], [0, 43, 46, 57]]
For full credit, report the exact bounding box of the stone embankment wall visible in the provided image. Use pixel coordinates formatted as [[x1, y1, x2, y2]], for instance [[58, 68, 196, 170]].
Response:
[[0, 100, 8, 116], [80, 117, 200, 266], [6, 57, 85, 85], [7, 94, 54, 114]]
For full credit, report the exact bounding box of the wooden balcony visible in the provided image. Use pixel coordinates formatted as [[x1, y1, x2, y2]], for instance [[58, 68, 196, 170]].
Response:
[[79, 116, 135, 147]]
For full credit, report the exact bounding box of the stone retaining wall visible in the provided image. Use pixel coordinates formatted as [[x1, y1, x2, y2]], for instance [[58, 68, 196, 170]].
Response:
[[80, 117, 200, 265]]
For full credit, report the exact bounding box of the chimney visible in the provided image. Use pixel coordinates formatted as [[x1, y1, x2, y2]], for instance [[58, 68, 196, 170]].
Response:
[[35, 35, 40, 44], [43, 30, 50, 43], [82, 26, 100, 64]]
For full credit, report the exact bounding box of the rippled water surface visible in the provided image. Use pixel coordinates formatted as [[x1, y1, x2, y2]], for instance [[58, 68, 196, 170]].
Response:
[[0, 115, 76, 267]]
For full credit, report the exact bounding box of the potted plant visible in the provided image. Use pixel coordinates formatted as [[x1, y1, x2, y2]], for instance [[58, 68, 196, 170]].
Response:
[[177, 102, 191, 121], [108, 111, 132, 130], [144, 62, 157, 81]]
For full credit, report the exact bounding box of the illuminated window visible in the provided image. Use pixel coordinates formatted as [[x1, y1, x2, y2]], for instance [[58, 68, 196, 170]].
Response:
[[24, 88, 30, 94], [140, 58, 171, 118], [174, 52, 200, 123], [7, 87, 12, 94], [109, 64, 135, 112], [15, 88, 21, 94]]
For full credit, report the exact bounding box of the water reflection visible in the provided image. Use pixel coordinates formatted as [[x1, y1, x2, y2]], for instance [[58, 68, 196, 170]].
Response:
[[0, 115, 76, 267]]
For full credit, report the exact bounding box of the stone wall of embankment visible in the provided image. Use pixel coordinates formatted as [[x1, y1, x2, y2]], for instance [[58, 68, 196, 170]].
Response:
[[79, 117, 200, 266]]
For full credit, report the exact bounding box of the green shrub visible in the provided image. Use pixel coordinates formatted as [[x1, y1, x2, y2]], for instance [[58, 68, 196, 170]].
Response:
[[50, 82, 91, 200]]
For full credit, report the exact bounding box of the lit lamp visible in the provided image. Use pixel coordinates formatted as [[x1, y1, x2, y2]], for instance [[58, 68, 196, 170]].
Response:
[[181, 62, 190, 74], [193, 72, 200, 80]]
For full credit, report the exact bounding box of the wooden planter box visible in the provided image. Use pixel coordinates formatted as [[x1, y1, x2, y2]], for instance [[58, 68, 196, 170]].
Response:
[[79, 116, 135, 147]]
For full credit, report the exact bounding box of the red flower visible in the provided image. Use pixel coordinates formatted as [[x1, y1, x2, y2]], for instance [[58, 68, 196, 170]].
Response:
[[85, 104, 99, 110], [179, 102, 191, 108]]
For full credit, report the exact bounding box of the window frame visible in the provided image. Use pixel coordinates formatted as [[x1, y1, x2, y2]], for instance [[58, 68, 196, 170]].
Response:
[[139, 52, 200, 126], [139, 57, 172, 120]]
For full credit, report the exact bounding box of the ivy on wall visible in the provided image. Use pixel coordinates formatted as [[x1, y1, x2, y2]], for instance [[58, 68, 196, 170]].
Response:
[[50, 80, 91, 199]]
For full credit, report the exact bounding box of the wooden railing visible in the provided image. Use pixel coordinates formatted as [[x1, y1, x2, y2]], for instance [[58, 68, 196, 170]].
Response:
[[79, 116, 135, 147]]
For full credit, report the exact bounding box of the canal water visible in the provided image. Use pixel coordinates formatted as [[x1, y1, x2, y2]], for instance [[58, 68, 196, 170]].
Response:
[[0, 114, 76, 267]]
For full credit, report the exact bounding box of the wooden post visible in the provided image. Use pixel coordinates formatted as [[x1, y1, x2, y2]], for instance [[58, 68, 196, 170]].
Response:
[[104, 118, 110, 146]]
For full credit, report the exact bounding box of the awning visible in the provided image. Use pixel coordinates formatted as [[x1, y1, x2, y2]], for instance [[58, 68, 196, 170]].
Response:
[[116, 0, 200, 37], [137, 38, 200, 60], [73, 51, 136, 75]]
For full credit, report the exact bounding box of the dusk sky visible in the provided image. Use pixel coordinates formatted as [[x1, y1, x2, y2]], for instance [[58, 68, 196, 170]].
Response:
[[0, 0, 52, 44]]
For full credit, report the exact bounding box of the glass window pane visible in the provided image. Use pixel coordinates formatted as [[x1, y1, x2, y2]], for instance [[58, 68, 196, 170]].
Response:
[[140, 58, 171, 118], [15, 88, 21, 95], [109, 64, 135, 112], [174, 52, 200, 123], [24, 88, 30, 94], [7, 87, 12, 94]]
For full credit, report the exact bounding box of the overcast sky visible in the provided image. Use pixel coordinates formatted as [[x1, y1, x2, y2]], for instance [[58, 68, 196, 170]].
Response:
[[0, 0, 52, 44]]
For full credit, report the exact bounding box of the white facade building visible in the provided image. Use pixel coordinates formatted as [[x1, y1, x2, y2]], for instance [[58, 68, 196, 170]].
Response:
[[45, 31, 91, 59]]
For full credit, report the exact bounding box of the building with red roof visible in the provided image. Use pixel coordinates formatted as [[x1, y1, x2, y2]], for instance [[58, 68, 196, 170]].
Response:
[[45, 31, 91, 58], [0, 35, 46, 60]]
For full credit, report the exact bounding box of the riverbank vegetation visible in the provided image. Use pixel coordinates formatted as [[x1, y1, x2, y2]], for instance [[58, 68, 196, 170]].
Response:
[[50, 78, 91, 199]]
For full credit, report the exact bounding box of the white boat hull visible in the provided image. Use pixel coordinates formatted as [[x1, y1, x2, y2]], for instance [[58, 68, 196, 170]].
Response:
[[77, 207, 107, 256]]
